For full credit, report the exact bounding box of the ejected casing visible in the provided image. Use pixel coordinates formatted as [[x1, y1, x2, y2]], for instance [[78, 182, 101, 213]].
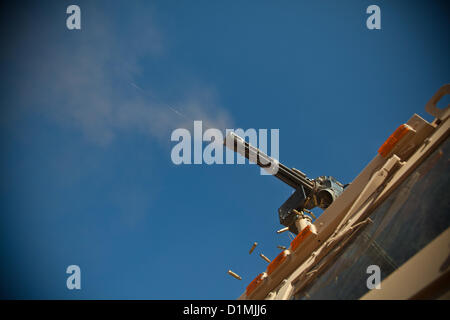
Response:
[[227, 270, 242, 280], [277, 245, 287, 250], [249, 242, 258, 254], [276, 227, 289, 234], [260, 253, 271, 263]]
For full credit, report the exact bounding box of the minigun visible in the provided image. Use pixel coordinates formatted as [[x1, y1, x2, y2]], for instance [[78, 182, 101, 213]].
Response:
[[224, 132, 345, 234]]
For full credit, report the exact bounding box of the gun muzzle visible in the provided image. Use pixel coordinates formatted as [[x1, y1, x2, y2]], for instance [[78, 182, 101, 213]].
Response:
[[223, 132, 314, 190]]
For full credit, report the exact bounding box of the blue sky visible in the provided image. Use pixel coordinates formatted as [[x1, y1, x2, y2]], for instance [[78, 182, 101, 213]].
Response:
[[0, 0, 448, 299]]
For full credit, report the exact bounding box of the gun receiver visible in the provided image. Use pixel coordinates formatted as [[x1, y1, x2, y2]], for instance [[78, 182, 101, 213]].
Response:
[[224, 132, 344, 234]]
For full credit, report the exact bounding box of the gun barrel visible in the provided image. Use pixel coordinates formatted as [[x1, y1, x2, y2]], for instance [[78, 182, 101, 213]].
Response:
[[223, 132, 314, 191]]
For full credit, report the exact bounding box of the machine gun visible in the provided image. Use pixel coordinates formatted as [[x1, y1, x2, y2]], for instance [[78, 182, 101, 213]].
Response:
[[224, 132, 345, 234]]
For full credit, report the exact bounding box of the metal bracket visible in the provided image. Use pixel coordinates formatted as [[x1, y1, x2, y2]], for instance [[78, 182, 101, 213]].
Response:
[[425, 84, 450, 121]]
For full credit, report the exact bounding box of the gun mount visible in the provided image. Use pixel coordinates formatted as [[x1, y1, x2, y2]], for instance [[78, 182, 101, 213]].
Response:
[[224, 132, 344, 234]]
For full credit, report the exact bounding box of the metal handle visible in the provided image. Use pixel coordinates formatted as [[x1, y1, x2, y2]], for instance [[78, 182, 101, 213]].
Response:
[[425, 84, 450, 120]]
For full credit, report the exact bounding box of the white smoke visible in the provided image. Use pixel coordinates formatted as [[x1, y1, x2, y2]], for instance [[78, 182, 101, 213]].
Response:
[[6, 3, 233, 146]]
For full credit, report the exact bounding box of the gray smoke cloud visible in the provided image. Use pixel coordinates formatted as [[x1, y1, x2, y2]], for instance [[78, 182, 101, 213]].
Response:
[[4, 3, 233, 146]]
